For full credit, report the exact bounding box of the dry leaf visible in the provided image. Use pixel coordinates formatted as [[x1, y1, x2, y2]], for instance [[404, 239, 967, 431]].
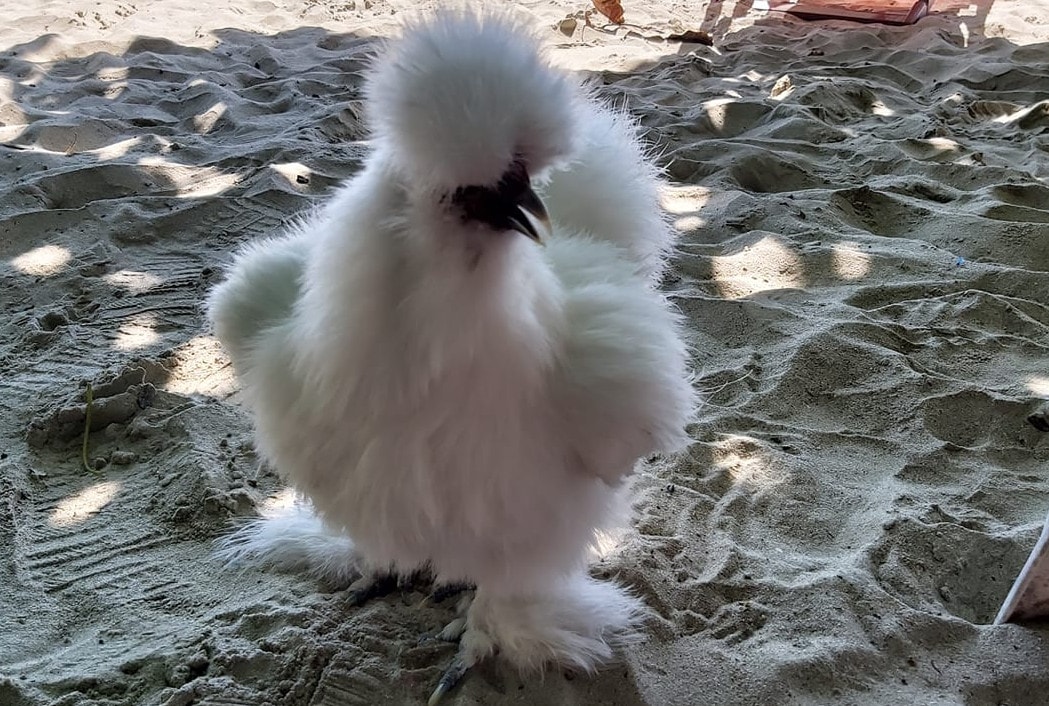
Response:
[[591, 0, 625, 24]]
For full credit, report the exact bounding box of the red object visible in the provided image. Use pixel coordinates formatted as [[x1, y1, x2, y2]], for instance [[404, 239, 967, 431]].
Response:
[[769, 0, 932, 25], [591, 0, 626, 24]]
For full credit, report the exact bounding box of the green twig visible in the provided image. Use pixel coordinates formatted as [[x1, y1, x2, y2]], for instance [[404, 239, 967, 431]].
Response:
[[81, 382, 98, 475]]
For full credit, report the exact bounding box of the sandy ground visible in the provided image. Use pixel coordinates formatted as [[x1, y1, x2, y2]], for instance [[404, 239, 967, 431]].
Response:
[[2, 1, 1049, 704]]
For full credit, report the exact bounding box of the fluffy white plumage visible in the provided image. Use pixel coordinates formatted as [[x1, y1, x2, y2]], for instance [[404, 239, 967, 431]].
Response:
[[207, 8, 696, 695]]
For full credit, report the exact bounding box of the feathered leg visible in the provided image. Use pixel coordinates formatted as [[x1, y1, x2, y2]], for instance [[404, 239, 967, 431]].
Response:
[[215, 504, 461, 611], [428, 573, 646, 703]]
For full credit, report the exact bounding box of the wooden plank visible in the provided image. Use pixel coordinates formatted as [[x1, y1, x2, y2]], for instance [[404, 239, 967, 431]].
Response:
[[996, 510, 1049, 624], [768, 0, 932, 25]]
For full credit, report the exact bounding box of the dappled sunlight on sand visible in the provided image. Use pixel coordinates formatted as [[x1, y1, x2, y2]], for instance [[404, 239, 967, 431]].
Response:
[[662, 185, 712, 235], [711, 233, 804, 299], [113, 313, 160, 351], [674, 214, 706, 233], [192, 99, 228, 135], [701, 97, 736, 132], [1028, 376, 1049, 397], [260, 487, 300, 517], [92, 136, 142, 160], [661, 184, 712, 214], [102, 269, 163, 294], [711, 435, 789, 491], [132, 156, 245, 198], [163, 335, 237, 398], [271, 161, 315, 191], [831, 242, 872, 281], [590, 527, 630, 561], [49, 480, 122, 528], [10, 244, 73, 276]]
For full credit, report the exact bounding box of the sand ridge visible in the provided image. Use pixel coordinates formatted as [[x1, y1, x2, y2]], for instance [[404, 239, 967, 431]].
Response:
[[2, 1, 1048, 704]]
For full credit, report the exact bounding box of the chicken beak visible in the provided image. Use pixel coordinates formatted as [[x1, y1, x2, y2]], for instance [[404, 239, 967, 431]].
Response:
[[507, 186, 551, 245]]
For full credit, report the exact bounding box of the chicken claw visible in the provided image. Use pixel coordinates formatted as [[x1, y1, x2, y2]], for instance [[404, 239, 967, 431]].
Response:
[[346, 572, 398, 607], [428, 653, 470, 706]]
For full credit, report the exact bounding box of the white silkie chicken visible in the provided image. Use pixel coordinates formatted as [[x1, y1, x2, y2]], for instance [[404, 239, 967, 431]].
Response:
[[207, 9, 696, 701]]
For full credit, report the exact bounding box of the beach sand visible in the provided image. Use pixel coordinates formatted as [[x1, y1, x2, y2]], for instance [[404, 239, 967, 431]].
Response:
[[2, 1, 1048, 704]]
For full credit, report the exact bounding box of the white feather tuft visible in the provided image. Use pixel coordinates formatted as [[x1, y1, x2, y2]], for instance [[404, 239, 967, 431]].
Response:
[[205, 234, 308, 368], [214, 499, 360, 587], [365, 9, 578, 189], [542, 99, 676, 282]]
